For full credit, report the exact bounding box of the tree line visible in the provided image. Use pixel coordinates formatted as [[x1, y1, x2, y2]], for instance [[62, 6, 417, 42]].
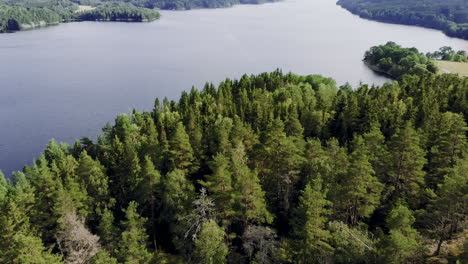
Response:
[[1, 66, 467, 263], [0, 0, 159, 33], [364, 42, 438, 80], [426, 46, 468, 62], [337, 0, 468, 40]]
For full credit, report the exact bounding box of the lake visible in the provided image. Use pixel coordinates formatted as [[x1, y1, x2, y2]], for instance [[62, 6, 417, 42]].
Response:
[[1, 0, 467, 176]]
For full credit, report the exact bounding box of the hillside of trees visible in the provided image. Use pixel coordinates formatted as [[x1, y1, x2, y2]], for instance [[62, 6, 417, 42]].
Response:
[[364, 42, 438, 79], [77, 3, 160, 22], [0, 1, 159, 32], [1, 66, 467, 263], [96, 0, 278, 10], [337, 0, 468, 40], [0, 0, 277, 33]]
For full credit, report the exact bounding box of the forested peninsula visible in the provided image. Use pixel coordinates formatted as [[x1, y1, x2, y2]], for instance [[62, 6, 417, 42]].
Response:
[[0, 0, 277, 33], [1, 63, 468, 263], [337, 0, 468, 40], [0, 1, 160, 32], [364, 42, 468, 79]]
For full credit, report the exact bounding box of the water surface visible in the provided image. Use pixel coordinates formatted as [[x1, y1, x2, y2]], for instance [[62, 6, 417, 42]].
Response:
[[1, 0, 467, 175]]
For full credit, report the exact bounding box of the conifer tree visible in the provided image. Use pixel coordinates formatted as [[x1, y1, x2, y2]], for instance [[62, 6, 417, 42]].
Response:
[[0, 170, 8, 205], [291, 179, 333, 263], [200, 153, 234, 226], [194, 220, 228, 264], [97, 207, 118, 250], [168, 122, 195, 172], [387, 123, 426, 204], [427, 157, 468, 256], [427, 112, 468, 188], [336, 136, 383, 225], [379, 204, 423, 263], [76, 151, 111, 219], [116, 201, 152, 264], [362, 123, 389, 180], [231, 144, 272, 226]]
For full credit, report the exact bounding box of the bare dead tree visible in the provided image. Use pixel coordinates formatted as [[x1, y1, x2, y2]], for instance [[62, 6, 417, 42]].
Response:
[[56, 211, 101, 264]]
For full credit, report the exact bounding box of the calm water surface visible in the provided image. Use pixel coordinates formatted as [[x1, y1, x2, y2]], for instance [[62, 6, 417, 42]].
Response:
[[1, 0, 467, 175]]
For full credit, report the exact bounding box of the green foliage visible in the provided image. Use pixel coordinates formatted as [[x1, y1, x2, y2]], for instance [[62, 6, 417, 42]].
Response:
[[77, 2, 160, 22], [291, 179, 333, 262], [116, 201, 152, 264], [364, 42, 438, 79], [0, 0, 159, 33], [329, 221, 376, 263], [1, 70, 468, 261], [194, 220, 228, 264], [379, 204, 424, 263], [427, 46, 468, 62], [338, 0, 468, 39]]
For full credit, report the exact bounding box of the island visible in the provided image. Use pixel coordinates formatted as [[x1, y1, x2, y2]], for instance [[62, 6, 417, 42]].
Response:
[[0, 63, 467, 263], [337, 0, 468, 40]]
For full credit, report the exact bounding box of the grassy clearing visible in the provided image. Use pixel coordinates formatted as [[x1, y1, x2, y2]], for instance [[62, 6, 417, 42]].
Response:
[[436, 60, 468, 76]]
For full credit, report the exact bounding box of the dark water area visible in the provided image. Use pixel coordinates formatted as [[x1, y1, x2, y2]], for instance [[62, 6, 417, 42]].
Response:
[[0, 0, 467, 176]]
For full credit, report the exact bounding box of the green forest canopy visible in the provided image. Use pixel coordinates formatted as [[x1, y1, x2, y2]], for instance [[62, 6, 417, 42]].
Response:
[[364, 42, 439, 79], [337, 0, 468, 40], [1, 66, 467, 263], [0, 1, 160, 32], [0, 0, 276, 32]]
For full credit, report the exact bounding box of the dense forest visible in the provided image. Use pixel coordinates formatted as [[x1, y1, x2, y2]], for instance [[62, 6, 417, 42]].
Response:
[[0, 0, 159, 32], [337, 0, 468, 40], [77, 3, 160, 22], [364, 42, 438, 79], [1, 62, 467, 263], [96, 0, 277, 10], [0, 0, 276, 32]]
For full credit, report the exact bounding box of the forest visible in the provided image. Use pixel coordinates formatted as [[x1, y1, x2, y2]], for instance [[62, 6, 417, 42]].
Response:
[[96, 0, 277, 10], [77, 3, 160, 22], [0, 0, 159, 32], [0, 0, 276, 32], [337, 0, 468, 40], [364, 42, 438, 79], [1, 55, 467, 263]]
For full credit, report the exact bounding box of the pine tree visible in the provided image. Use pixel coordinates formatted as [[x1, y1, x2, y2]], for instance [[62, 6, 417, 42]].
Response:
[[194, 220, 228, 264], [256, 119, 302, 226], [379, 204, 423, 264], [291, 179, 333, 263], [161, 169, 195, 222], [0, 170, 9, 205], [427, 112, 468, 188], [108, 136, 141, 207], [116, 201, 152, 264], [91, 250, 118, 264], [168, 122, 195, 172], [362, 123, 389, 181], [231, 143, 272, 226], [336, 136, 383, 225], [76, 151, 111, 221], [97, 207, 118, 250], [200, 153, 234, 227], [427, 157, 468, 256], [387, 123, 426, 204]]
